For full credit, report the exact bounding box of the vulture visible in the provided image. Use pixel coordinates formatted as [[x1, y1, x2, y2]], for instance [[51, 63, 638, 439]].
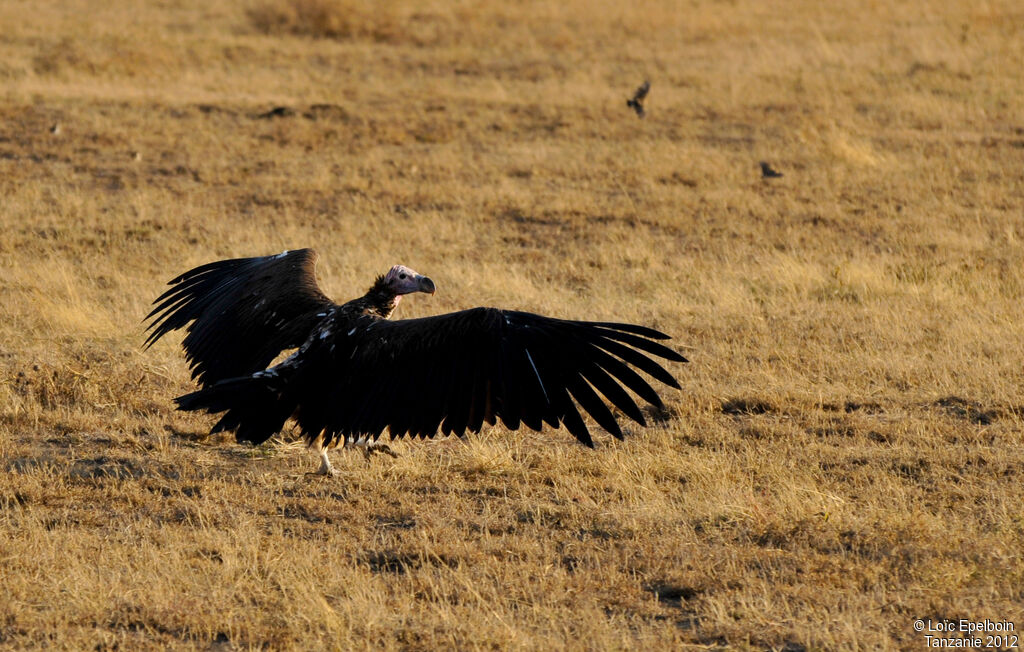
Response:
[[145, 249, 687, 475]]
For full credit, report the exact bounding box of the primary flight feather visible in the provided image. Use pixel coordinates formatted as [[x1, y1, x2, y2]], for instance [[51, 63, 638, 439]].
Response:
[[145, 249, 687, 474]]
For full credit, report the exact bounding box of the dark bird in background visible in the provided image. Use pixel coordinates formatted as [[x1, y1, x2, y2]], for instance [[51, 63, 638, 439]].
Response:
[[145, 250, 687, 475], [627, 81, 650, 117], [760, 161, 783, 178]]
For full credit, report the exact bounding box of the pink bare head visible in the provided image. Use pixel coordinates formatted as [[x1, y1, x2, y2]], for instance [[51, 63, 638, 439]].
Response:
[[384, 265, 435, 295]]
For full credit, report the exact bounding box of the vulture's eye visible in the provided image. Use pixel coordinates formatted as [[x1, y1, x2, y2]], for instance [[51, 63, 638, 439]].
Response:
[[399, 273, 407, 279]]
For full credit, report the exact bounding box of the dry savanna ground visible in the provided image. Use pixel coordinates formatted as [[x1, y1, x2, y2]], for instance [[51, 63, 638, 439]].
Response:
[[2, 0, 1024, 649]]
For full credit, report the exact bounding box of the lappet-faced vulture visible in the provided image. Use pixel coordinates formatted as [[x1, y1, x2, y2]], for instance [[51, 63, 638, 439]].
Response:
[[145, 249, 687, 474]]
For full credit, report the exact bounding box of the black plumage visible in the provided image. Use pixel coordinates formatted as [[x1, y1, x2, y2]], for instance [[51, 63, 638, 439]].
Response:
[[627, 80, 650, 117], [144, 249, 333, 386], [147, 250, 687, 472]]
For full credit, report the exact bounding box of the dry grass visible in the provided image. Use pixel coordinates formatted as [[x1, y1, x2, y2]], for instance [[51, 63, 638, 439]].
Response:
[[2, 0, 1024, 649]]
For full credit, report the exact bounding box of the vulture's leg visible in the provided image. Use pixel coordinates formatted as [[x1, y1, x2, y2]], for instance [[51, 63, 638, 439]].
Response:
[[349, 435, 399, 460], [311, 442, 337, 476], [364, 441, 398, 459]]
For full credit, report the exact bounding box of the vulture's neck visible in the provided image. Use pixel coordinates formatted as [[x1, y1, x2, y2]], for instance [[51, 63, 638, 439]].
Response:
[[352, 276, 400, 319]]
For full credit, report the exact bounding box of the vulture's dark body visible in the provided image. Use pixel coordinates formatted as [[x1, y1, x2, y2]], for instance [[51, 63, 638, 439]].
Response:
[[146, 249, 687, 452]]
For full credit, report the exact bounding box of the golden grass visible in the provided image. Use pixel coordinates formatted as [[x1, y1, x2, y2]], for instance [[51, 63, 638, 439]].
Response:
[[2, 0, 1024, 648]]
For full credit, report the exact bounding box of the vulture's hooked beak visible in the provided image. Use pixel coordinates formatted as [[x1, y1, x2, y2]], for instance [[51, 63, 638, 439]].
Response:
[[418, 275, 436, 295]]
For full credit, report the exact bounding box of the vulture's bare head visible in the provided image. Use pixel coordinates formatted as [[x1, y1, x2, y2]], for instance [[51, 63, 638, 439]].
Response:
[[384, 265, 435, 296]]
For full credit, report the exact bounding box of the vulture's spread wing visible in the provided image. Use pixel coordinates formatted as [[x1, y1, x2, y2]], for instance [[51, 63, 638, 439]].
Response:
[[145, 249, 334, 386], [300, 308, 687, 447]]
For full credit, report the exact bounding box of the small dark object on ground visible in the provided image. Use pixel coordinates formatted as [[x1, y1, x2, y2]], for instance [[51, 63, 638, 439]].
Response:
[[760, 161, 783, 178], [256, 106, 295, 119]]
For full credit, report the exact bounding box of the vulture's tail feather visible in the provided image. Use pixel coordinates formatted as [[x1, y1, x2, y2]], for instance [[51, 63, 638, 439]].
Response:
[[175, 373, 296, 446]]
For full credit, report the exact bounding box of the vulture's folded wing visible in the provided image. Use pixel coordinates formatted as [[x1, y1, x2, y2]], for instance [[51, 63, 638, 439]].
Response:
[[301, 308, 687, 447], [145, 249, 335, 386]]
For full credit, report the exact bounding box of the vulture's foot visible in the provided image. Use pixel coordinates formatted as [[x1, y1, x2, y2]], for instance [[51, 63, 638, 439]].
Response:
[[361, 442, 398, 460], [309, 448, 337, 476], [348, 435, 399, 460], [309, 465, 338, 477]]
